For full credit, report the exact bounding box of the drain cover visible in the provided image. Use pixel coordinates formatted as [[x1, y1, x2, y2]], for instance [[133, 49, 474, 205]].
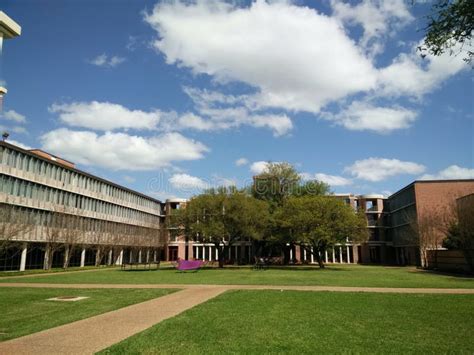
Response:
[[47, 296, 89, 302]]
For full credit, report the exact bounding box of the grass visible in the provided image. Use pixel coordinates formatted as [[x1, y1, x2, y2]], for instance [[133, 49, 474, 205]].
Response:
[[1, 264, 472, 289], [0, 287, 176, 341], [101, 290, 474, 354], [0, 265, 117, 278]]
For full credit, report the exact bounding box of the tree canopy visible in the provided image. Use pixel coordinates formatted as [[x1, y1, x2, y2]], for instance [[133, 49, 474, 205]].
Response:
[[279, 195, 368, 268], [420, 0, 473, 64]]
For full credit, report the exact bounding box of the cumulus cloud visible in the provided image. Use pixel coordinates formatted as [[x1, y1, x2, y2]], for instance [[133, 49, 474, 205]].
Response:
[[325, 101, 418, 133], [420, 165, 474, 180], [49, 101, 161, 131], [1, 110, 26, 124], [313, 173, 352, 186], [169, 173, 208, 190], [89, 54, 125, 68], [377, 47, 468, 99], [40, 129, 208, 171], [250, 161, 273, 175], [5, 139, 32, 150], [143, 0, 468, 136], [331, 0, 413, 57], [235, 158, 249, 166], [184, 87, 293, 136], [345, 157, 426, 182], [145, 0, 377, 114]]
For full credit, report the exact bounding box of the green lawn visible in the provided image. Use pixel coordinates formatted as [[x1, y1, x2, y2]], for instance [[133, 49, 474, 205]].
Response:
[[101, 290, 474, 354], [1, 265, 472, 289], [0, 265, 117, 278], [0, 287, 176, 341]]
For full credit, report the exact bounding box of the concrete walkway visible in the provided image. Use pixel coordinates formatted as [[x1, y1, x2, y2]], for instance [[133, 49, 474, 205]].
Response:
[[0, 287, 226, 355], [1, 282, 474, 294], [0, 283, 472, 355]]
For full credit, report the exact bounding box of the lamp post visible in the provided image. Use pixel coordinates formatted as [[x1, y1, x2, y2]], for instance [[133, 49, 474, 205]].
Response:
[[0, 11, 22, 111]]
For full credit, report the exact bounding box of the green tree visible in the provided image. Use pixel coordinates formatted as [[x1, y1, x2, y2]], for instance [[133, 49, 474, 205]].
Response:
[[280, 195, 368, 268], [419, 0, 473, 64], [172, 187, 269, 268], [442, 195, 474, 272]]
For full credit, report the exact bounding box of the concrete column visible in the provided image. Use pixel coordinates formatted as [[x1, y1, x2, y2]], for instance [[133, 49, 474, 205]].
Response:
[[311, 248, 314, 264], [347, 246, 351, 264], [196, 246, 200, 259], [215, 247, 218, 261], [303, 248, 306, 262], [153, 250, 157, 262], [19, 243, 27, 272], [80, 248, 86, 268], [129, 250, 133, 263], [332, 248, 336, 263], [325, 250, 328, 263], [115, 249, 123, 265], [339, 246, 343, 263], [108, 250, 113, 265], [208, 246, 212, 261], [146, 250, 150, 263], [138, 250, 142, 263], [290, 248, 293, 261], [234, 245, 238, 260], [43, 245, 51, 270]]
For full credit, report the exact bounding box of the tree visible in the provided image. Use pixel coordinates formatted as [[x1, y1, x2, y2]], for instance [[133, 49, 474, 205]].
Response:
[[419, 0, 473, 64], [280, 196, 368, 268], [443, 195, 474, 272], [43, 211, 66, 270], [173, 187, 269, 268], [0, 203, 33, 253], [62, 213, 84, 269], [252, 162, 301, 209]]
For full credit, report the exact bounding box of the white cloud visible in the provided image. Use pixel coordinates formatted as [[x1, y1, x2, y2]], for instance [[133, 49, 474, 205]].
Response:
[[313, 173, 352, 186], [377, 47, 468, 99], [5, 139, 32, 150], [325, 101, 418, 133], [89, 54, 125, 68], [235, 158, 248, 166], [420, 165, 474, 180], [183, 87, 293, 136], [145, 0, 377, 114], [169, 173, 208, 190], [49, 101, 161, 131], [1, 110, 26, 124], [250, 161, 272, 175], [40, 129, 208, 171], [123, 175, 136, 184], [331, 0, 413, 57], [345, 157, 426, 182]]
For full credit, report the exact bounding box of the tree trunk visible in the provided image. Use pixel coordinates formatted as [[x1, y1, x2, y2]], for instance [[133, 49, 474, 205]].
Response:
[[43, 244, 51, 270]]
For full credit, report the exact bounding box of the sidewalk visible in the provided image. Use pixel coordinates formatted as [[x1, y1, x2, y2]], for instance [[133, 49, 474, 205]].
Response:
[[1, 282, 474, 294], [0, 287, 226, 355]]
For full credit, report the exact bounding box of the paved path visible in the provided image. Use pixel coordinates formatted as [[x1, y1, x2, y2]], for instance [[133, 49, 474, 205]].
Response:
[[0, 282, 473, 294], [0, 287, 226, 355]]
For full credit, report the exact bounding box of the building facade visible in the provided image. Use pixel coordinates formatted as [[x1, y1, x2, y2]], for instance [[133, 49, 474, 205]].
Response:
[[0, 141, 164, 271]]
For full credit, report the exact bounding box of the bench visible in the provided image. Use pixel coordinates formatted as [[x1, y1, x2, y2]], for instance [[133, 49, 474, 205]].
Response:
[[174, 259, 204, 272]]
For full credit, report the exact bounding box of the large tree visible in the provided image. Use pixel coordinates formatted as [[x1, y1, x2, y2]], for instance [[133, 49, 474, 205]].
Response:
[[251, 162, 331, 261], [172, 187, 269, 268], [280, 195, 368, 268], [419, 0, 473, 64]]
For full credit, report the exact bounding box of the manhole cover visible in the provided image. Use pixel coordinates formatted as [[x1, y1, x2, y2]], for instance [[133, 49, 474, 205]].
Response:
[[47, 296, 89, 302]]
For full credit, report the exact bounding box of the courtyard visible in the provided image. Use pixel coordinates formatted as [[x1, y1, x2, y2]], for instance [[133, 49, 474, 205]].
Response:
[[0, 265, 473, 354]]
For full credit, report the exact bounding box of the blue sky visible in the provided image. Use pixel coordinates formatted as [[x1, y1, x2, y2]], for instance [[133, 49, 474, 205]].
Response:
[[1, 0, 473, 200]]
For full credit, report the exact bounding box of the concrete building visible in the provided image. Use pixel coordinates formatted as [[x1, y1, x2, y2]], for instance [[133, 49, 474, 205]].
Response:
[[0, 141, 164, 271]]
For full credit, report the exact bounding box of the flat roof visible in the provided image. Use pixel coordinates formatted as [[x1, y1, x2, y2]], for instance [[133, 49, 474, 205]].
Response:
[[0, 141, 163, 205], [388, 179, 474, 200], [0, 11, 21, 39]]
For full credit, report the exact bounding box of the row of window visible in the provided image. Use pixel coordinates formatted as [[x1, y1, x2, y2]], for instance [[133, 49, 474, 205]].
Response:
[[0, 146, 161, 212], [1, 174, 161, 226], [0, 204, 161, 240]]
